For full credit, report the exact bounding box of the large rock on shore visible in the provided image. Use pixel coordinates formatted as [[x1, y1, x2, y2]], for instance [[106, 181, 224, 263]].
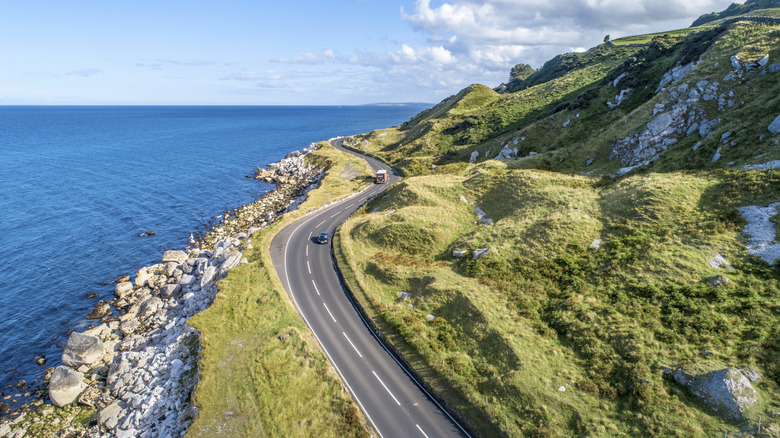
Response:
[[674, 367, 759, 420], [115, 281, 134, 299], [62, 332, 104, 368], [48, 366, 86, 407], [162, 250, 188, 264]]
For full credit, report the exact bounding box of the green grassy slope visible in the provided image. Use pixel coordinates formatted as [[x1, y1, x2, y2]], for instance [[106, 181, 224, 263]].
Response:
[[336, 12, 780, 438], [343, 19, 780, 179], [340, 163, 780, 436]]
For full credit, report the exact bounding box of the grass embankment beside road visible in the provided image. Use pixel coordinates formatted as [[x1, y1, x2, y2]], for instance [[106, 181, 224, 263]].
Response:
[[337, 161, 780, 436], [187, 143, 374, 438]]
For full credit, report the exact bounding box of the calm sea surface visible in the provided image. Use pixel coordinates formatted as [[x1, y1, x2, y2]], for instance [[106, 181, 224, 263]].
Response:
[[0, 105, 428, 397]]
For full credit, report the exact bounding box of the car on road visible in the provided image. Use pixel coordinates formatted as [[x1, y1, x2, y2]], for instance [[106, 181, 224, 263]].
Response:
[[317, 231, 328, 244]]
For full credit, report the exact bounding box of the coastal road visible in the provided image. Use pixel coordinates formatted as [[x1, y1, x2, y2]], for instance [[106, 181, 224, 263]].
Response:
[[270, 138, 470, 438]]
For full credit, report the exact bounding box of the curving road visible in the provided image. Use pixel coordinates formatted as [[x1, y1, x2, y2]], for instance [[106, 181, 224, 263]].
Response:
[[270, 138, 470, 438]]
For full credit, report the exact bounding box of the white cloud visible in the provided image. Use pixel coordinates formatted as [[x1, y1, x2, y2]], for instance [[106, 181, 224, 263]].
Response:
[[225, 0, 737, 103], [64, 68, 102, 77]]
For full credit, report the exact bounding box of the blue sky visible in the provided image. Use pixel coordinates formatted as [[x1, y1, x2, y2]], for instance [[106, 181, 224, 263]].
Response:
[[0, 0, 738, 105]]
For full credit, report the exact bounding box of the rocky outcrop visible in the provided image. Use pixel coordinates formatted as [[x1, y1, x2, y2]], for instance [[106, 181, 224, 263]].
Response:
[[673, 368, 759, 420], [738, 202, 780, 265], [610, 52, 771, 171]]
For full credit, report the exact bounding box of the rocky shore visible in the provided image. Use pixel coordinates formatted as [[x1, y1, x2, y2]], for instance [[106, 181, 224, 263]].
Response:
[[0, 145, 325, 438]]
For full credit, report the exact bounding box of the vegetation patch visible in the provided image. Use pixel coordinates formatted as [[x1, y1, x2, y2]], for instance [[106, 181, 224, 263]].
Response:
[[187, 143, 372, 438]]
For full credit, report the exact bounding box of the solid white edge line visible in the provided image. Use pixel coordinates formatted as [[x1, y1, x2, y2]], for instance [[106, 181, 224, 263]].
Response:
[[283, 214, 384, 438], [416, 424, 430, 438], [311, 279, 320, 296], [323, 302, 337, 323], [372, 371, 401, 406], [343, 332, 363, 358]]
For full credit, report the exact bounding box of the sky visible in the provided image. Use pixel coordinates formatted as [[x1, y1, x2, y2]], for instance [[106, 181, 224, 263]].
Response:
[[0, 0, 740, 105]]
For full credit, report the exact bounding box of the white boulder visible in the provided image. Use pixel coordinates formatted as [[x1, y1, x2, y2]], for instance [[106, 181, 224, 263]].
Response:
[[48, 366, 86, 407]]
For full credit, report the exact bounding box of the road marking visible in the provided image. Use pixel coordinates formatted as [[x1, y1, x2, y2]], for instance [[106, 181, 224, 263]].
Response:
[[307, 260, 311, 274], [330, 211, 340, 218], [372, 371, 401, 406], [343, 332, 363, 358], [306, 245, 308, 256], [416, 425, 429, 438], [316, 219, 326, 228], [346, 203, 354, 208], [311, 279, 320, 296], [308, 231, 312, 240], [323, 303, 337, 323]]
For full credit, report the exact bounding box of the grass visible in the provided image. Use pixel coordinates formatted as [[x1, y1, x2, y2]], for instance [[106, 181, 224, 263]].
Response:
[[611, 28, 704, 46], [186, 143, 374, 438], [337, 162, 780, 436]]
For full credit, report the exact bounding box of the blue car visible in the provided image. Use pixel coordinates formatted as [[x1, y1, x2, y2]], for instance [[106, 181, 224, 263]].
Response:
[[317, 231, 328, 244]]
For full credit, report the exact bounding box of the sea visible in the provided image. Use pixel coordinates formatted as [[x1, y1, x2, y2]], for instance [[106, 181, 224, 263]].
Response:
[[0, 105, 429, 404]]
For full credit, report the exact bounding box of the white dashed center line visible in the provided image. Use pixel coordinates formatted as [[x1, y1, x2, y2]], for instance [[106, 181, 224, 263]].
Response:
[[323, 303, 337, 323], [372, 371, 401, 406], [316, 220, 326, 228], [311, 279, 320, 296], [343, 332, 363, 358], [307, 260, 311, 274]]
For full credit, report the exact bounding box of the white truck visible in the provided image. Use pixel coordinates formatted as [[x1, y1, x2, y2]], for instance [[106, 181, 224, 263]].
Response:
[[375, 169, 388, 184]]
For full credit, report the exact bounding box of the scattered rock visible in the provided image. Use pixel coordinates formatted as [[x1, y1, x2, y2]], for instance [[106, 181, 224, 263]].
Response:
[[48, 366, 86, 408], [62, 332, 104, 368], [86, 301, 111, 320], [737, 202, 780, 264], [452, 250, 468, 258], [712, 147, 723, 163], [426, 314, 436, 321], [114, 282, 133, 299], [160, 284, 182, 300], [473, 248, 489, 258], [278, 334, 290, 342], [162, 250, 188, 264], [673, 368, 759, 420], [138, 232, 156, 237], [400, 292, 411, 301], [98, 401, 123, 430], [768, 114, 780, 135], [769, 63, 780, 74], [590, 239, 602, 250], [708, 253, 733, 270], [469, 151, 479, 164]]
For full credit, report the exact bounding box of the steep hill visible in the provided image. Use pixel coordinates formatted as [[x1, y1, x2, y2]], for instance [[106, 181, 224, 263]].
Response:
[[693, 0, 780, 26], [338, 11, 780, 437]]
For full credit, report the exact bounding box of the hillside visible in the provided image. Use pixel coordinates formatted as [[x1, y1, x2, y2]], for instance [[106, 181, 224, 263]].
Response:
[[337, 11, 780, 438]]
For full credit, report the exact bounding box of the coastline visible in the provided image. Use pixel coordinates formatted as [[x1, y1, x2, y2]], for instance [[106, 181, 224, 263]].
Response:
[[0, 144, 327, 438]]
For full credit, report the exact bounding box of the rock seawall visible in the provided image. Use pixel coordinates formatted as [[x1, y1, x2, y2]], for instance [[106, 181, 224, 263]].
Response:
[[0, 145, 325, 438]]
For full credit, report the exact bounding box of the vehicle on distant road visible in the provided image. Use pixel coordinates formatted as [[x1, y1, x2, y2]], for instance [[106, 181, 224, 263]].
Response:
[[317, 231, 328, 244], [375, 169, 388, 184]]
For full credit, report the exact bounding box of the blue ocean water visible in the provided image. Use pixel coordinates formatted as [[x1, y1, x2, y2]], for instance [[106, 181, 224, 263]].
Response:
[[0, 105, 428, 399]]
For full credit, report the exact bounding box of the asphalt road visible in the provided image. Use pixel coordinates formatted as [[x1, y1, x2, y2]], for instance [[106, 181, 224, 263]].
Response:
[[270, 138, 470, 438]]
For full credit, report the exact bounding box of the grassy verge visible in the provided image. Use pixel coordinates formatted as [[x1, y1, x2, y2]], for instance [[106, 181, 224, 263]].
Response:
[[336, 162, 780, 436], [186, 143, 374, 438]]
